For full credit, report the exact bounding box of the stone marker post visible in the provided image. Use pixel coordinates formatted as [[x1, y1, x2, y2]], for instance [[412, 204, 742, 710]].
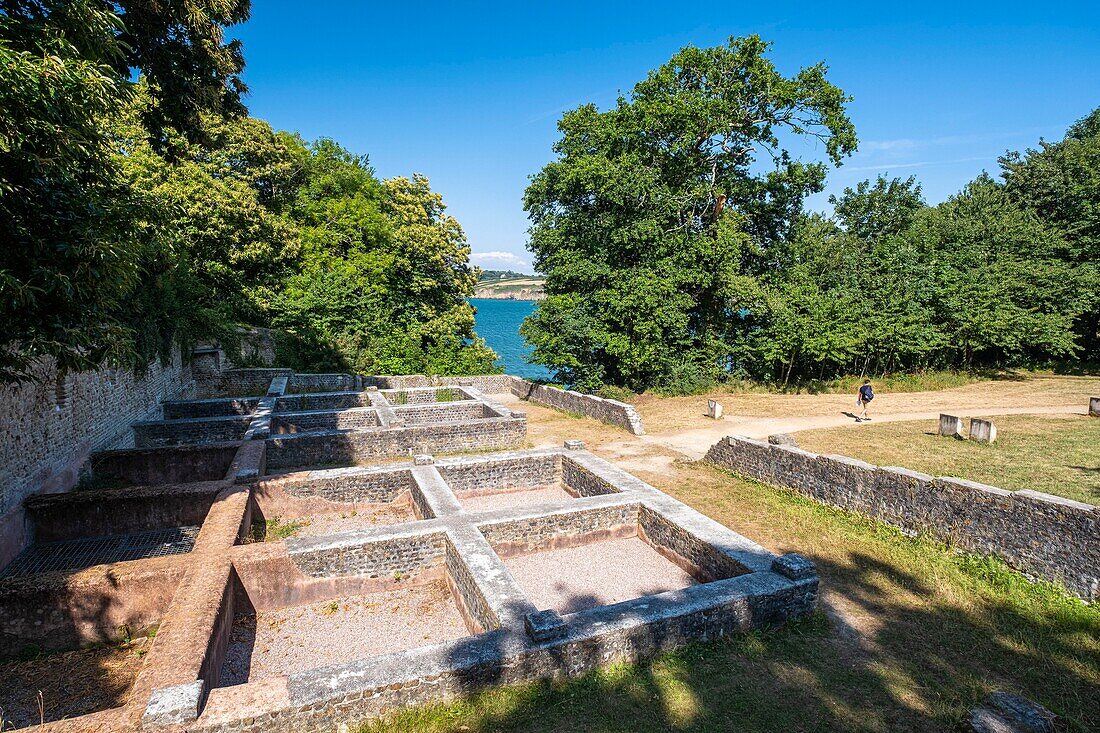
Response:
[[969, 418, 997, 444], [938, 414, 966, 439], [1090, 396, 1100, 417], [706, 399, 723, 419]]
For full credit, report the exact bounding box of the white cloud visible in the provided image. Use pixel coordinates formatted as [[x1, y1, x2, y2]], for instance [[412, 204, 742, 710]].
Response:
[[843, 155, 990, 173], [470, 250, 530, 269]]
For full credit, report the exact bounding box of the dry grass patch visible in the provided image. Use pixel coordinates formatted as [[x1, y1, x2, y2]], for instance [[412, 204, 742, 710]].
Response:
[[635, 375, 1100, 434], [796, 413, 1100, 504]]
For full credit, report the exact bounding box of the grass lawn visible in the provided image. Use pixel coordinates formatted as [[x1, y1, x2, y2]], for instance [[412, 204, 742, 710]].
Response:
[[355, 458, 1100, 733], [795, 413, 1100, 504], [634, 374, 1100, 434]]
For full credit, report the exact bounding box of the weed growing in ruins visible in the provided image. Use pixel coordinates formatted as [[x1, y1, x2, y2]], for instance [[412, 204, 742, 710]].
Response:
[[321, 601, 340, 616], [435, 388, 463, 402], [250, 516, 308, 542]]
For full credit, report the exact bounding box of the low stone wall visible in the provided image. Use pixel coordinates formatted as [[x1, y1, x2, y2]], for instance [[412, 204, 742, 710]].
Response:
[[163, 397, 260, 420], [190, 571, 816, 733], [437, 454, 561, 494], [90, 443, 239, 486], [704, 435, 1100, 600], [0, 556, 186, 656], [25, 482, 223, 543], [270, 408, 381, 433], [509, 377, 645, 435], [264, 418, 527, 469], [274, 392, 369, 412], [391, 402, 490, 425], [365, 375, 512, 394], [480, 503, 639, 556], [133, 415, 253, 448], [289, 532, 449, 579], [562, 457, 621, 497], [287, 373, 360, 394], [638, 506, 746, 582], [196, 368, 291, 399], [263, 467, 416, 504]]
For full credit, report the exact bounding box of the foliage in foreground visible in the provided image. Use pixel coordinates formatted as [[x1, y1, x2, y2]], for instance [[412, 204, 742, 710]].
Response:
[[0, 2, 496, 381], [523, 35, 1098, 394], [0, 0, 249, 380]]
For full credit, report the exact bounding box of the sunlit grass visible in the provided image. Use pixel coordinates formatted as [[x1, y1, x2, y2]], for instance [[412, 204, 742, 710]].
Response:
[[796, 413, 1100, 504]]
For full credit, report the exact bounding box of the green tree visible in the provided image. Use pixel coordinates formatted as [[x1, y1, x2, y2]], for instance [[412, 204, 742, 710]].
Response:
[[0, 1, 140, 380], [1001, 108, 1100, 357], [831, 175, 925, 241], [523, 35, 856, 391], [273, 141, 496, 375], [111, 0, 251, 150], [0, 0, 251, 382], [910, 175, 1083, 364]]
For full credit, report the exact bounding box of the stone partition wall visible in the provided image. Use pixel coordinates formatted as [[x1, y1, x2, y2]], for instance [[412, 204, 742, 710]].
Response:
[[133, 414, 253, 448], [0, 556, 187, 656], [364, 375, 513, 394], [287, 373, 360, 393], [509, 377, 645, 435], [266, 467, 417, 504], [704, 435, 1100, 600], [90, 443, 240, 486], [163, 397, 260, 420], [0, 349, 192, 567], [24, 482, 223, 542], [264, 417, 527, 469], [195, 368, 291, 399]]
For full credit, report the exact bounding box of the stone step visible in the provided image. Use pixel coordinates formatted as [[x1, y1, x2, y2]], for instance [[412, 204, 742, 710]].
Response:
[[967, 692, 1055, 733]]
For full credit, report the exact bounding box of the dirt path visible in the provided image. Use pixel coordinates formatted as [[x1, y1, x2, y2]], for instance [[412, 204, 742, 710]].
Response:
[[498, 377, 1095, 461], [641, 404, 1087, 459]]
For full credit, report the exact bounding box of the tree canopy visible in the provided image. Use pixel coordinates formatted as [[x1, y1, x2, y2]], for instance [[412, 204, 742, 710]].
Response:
[[1, 2, 495, 382], [522, 35, 857, 391], [524, 37, 1095, 392]]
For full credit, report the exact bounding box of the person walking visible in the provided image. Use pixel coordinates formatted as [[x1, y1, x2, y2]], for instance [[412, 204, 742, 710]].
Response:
[[856, 379, 874, 422]]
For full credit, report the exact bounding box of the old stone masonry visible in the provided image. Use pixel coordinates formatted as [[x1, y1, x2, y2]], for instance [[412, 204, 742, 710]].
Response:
[[0, 356, 815, 732]]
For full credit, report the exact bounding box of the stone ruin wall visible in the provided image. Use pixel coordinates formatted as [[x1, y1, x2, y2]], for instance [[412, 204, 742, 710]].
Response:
[[705, 435, 1099, 601], [508, 377, 646, 435], [0, 348, 192, 567]]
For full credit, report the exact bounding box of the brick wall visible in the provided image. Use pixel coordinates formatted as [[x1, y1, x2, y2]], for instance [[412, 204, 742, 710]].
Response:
[[287, 373, 359, 394], [163, 397, 260, 420], [704, 435, 1100, 601], [479, 504, 640, 556], [274, 393, 370, 412], [271, 408, 381, 434], [290, 532, 448, 579], [132, 415, 253, 448], [0, 349, 192, 567]]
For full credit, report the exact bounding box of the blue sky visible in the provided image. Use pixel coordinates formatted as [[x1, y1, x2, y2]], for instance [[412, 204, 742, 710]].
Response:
[[234, 2, 1100, 273]]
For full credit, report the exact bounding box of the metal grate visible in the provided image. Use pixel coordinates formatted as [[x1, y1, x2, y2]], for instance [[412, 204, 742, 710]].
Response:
[[0, 525, 200, 577]]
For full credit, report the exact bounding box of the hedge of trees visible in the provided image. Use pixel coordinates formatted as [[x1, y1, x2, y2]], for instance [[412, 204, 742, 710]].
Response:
[[1, 1, 495, 383], [523, 36, 1099, 392]]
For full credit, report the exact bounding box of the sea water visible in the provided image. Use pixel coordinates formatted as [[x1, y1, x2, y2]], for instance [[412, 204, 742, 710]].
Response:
[[469, 298, 552, 380]]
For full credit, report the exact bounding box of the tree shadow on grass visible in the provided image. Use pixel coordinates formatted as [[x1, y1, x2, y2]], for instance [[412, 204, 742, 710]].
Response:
[[364, 549, 1099, 733]]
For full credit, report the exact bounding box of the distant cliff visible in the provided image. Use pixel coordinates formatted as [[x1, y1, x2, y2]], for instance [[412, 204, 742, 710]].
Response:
[[473, 276, 545, 301]]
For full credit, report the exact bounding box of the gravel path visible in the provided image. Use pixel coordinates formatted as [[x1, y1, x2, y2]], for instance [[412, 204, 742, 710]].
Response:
[[504, 537, 696, 614], [219, 582, 468, 685], [459, 486, 574, 513]]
